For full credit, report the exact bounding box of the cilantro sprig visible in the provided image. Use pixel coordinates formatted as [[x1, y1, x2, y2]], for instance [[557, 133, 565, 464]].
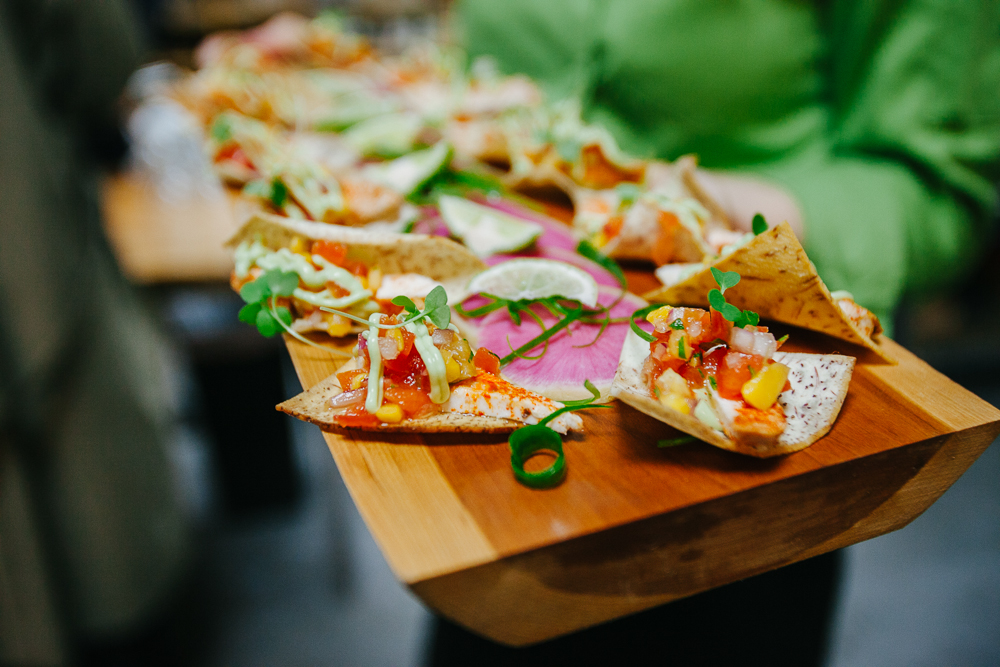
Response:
[[509, 379, 608, 488], [707, 267, 760, 329]]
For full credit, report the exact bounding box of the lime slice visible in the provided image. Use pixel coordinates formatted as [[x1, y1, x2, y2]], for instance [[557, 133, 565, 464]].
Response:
[[466, 258, 599, 307], [363, 142, 452, 196], [438, 195, 543, 257]]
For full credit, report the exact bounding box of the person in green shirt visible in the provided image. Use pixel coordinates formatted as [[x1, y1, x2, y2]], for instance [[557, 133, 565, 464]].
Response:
[[457, 0, 1000, 325], [422, 2, 1000, 665]]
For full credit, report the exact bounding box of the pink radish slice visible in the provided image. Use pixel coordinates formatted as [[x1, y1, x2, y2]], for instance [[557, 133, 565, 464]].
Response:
[[477, 285, 647, 401]]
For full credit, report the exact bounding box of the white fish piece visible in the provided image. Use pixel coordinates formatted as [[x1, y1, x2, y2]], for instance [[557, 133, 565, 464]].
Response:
[[376, 273, 444, 301], [445, 374, 583, 434]]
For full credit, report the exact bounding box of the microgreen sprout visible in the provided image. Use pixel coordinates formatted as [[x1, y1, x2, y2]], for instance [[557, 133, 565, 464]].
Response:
[[707, 267, 760, 329], [238, 269, 351, 357], [320, 285, 452, 332], [752, 213, 768, 236]]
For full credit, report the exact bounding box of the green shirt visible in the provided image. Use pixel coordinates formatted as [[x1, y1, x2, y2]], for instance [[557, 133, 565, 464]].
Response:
[[458, 0, 1000, 320]]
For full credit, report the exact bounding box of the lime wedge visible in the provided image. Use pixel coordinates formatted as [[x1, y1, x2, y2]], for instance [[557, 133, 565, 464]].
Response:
[[363, 142, 452, 196], [438, 195, 543, 257], [343, 112, 423, 157], [466, 258, 599, 307]]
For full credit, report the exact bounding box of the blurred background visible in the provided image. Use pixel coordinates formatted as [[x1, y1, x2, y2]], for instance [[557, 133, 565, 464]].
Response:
[[1, 0, 997, 665]]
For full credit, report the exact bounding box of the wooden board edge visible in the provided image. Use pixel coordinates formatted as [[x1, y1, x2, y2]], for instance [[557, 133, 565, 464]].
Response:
[[793, 420, 1000, 560], [865, 340, 1000, 431], [322, 432, 500, 583], [408, 424, 998, 646]]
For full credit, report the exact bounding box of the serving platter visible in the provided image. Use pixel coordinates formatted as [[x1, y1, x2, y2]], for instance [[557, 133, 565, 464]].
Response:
[[283, 268, 1000, 646], [100, 171, 1000, 645]]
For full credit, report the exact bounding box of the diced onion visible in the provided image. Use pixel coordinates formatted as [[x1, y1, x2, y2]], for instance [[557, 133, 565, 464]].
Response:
[[378, 335, 399, 360], [651, 342, 669, 361], [729, 327, 776, 359], [329, 388, 365, 410], [431, 328, 456, 347]]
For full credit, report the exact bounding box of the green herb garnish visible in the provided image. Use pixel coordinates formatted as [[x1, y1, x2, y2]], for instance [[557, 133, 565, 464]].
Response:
[[323, 285, 452, 332], [657, 435, 696, 448], [238, 269, 350, 356], [677, 337, 686, 359], [627, 303, 664, 343], [615, 182, 642, 207], [408, 167, 505, 205], [707, 267, 760, 329], [752, 213, 768, 236], [242, 177, 289, 210], [210, 115, 233, 142], [577, 240, 627, 288], [669, 318, 685, 330], [457, 293, 624, 366], [509, 380, 608, 488]]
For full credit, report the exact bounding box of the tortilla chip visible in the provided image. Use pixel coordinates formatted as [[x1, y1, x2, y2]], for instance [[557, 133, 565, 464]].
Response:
[[610, 330, 855, 458], [227, 211, 487, 300], [277, 363, 525, 434], [643, 222, 893, 362]]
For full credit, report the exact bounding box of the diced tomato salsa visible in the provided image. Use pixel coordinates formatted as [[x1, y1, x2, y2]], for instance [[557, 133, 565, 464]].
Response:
[[645, 305, 788, 407], [331, 313, 491, 428]]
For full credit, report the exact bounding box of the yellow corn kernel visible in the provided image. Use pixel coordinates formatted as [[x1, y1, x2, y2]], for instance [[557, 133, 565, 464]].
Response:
[[741, 362, 790, 411], [668, 330, 692, 360], [646, 305, 674, 328], [290, 235, 311, 259], [323, 313, 352, 338], [655, 369, 692, 414], [385, 327, 404, 351], [375, 403, 404, 423], [367, 268, 382, 293], [349, 373, 365, 391], [665, 393, 692, 415], [444, 355, 462, 383]]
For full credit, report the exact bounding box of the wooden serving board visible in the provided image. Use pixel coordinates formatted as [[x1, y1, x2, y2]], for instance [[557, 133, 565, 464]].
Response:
[[283, 269, 1000, 646]]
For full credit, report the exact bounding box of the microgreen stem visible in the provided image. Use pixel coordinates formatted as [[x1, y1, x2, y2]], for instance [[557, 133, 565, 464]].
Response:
[[498, 307, 582, 365], [270, 299, 351, 357]]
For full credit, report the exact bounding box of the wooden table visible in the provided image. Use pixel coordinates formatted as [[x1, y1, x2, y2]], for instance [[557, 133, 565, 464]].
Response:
[[283, 271, 1000, 646], [100, 172, 1000, 646], [100, 172, 241, 283]]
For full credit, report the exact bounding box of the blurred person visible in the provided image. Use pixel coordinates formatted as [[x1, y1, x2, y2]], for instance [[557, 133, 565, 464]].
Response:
[[0, 0, 190, 663], [424, 1, 1000, 665], [459, 0, 1000, 325]]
